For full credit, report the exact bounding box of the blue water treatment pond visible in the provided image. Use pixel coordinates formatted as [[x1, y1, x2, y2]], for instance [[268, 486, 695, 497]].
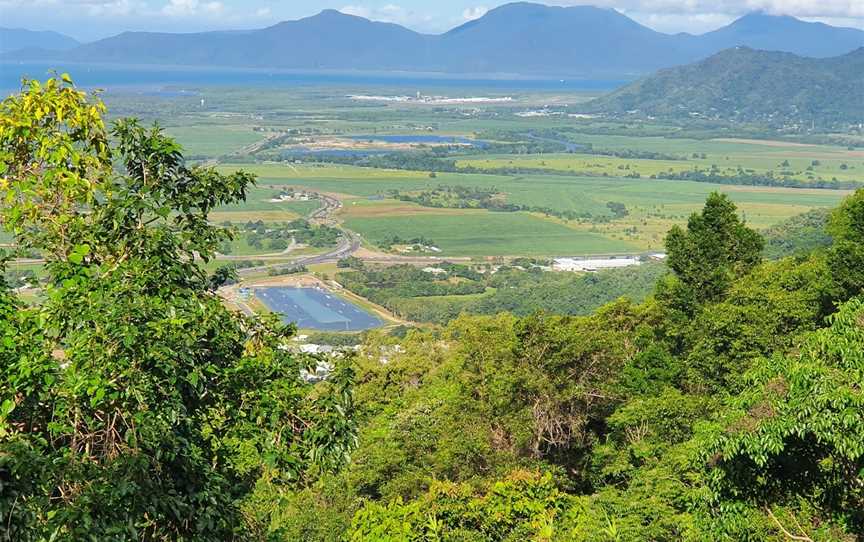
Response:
[[347, 134, 487, 147], [256, 287, 383, 331]]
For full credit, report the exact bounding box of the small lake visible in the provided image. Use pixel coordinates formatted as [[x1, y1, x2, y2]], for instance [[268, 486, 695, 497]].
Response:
[[284, 148, 394, 158], [347, 134, 489, 148], [256, 286, 382, 331]]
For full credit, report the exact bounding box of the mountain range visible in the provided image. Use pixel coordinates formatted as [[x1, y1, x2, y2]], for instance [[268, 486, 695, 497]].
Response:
[[3, 3, 863, 76], [0, 28, 78, 54], [585, 47, 864, 124]]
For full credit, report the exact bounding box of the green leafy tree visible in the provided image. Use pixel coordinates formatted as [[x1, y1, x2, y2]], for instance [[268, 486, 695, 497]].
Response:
[[662, 192, 764, 310], [827, 188, 864, 302], [350, 470, 580, 542], [683, 256, 831, 390], [0, 77, 355, 540], [702, 298, 864, 540]]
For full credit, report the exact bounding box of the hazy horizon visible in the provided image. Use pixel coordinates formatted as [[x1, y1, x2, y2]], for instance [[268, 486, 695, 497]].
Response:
[[1, 0, 862, 43]]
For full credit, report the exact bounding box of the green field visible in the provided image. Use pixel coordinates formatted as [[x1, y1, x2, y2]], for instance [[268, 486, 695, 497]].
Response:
[[215, 162, 847, 252], [345, 211, 636, 257], [103, 86, 859, 258], [166, 125, 265, 157], [459, 141, 864, 184], [219, 163, 846, 215], [214, 186, 323, 221]]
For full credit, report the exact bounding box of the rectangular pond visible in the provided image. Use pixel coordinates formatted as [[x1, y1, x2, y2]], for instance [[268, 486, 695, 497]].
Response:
[[347, 134, 488, 147], [256, 287, 383, 331]]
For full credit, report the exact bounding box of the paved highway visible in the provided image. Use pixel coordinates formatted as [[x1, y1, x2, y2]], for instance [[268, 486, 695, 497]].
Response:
[[237, 193, 360, 276]]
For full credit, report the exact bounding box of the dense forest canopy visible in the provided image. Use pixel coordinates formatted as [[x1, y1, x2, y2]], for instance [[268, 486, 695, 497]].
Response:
[[2, 78, 864, 541], [585, 47, 864, 127]]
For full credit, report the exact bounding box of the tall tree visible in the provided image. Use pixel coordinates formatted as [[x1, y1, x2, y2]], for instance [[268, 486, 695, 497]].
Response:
[[0, 77, 355, 540], [664, 192, 764, 308], [827, 188, 864, 303]]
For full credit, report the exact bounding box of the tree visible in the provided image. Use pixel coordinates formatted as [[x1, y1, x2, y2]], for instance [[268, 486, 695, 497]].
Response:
[[268, 237, 289, 251], [210, 264, 239, 290], [663, 192, 763, 309], [0, 77, 355, 540], [702, 298, 864, 540], [826, 188, 864, 302], [349, 471, 580, 541]]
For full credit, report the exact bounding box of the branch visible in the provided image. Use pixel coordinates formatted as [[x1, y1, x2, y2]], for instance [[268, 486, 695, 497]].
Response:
[[765, 507, 813, 542]]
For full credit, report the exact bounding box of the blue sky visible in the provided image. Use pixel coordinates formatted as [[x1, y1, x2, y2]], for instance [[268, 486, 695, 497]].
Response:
[[1, 0, 862, 41]]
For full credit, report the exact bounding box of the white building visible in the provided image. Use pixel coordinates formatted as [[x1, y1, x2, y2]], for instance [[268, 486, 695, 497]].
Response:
[[298, 344, 335, 355], [553, 257, 642, 273]]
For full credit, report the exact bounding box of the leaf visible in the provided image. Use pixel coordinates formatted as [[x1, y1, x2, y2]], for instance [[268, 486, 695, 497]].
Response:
[[69, 243, 91, 264], [0, 398, 15, 418]]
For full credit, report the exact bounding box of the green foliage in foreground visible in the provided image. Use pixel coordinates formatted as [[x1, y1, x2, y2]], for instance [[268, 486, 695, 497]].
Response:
[[0, 78, 355, 540], [283, 190, 864, 541]]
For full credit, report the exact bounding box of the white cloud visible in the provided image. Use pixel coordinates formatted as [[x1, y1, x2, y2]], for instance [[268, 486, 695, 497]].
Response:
[[340, 5, 371, 18], [538, 0, 864, 33], [462, 6, 488, 21], [161, 0, 224, 17], [204, 1, 223, 15], [2, 0, 143, 16], [627, 11, 735, 33], [340, 4, 435, 30], [3, 0, 862, 36], [548, 0, 864, 20], [85, 0, 137, 16]]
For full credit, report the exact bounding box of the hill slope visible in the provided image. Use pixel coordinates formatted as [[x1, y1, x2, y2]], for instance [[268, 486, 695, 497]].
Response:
[[4, 3, 864, 76], [0, 28, 79, 54], [585, 47, 864, 124]]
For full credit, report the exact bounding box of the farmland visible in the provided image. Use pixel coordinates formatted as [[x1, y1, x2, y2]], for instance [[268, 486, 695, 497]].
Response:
[[127, 85, 856, 259], [214, 162, 847, 254], [10, 85, 858, 292]]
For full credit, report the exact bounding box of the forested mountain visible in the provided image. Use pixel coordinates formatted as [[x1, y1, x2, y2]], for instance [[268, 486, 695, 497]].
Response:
[[432, 3, 683, 75], [0, 27, 78, 54], [4, 3, 863, 75], [586, 47, 864, 124]]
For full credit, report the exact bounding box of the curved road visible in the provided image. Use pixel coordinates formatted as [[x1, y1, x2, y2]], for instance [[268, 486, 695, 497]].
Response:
[[236, 193, 360, 276], [8, 193, 361, 273]]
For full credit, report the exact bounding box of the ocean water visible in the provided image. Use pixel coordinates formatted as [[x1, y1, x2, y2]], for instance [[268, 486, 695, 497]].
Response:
[[0, 61, 627, 93]]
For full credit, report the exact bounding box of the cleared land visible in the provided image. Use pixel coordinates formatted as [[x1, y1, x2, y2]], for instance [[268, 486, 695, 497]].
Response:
[[344, 211, 636, 257], [101, 88, 858, 257], [216, 163, 847, 253]]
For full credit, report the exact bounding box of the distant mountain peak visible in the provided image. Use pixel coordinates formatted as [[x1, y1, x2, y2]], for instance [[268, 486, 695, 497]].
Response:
[[733, 11, 807, 26], [318, 9, 353, 19], [0, 27, 79, 54], [5, 4, 863, 76]]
